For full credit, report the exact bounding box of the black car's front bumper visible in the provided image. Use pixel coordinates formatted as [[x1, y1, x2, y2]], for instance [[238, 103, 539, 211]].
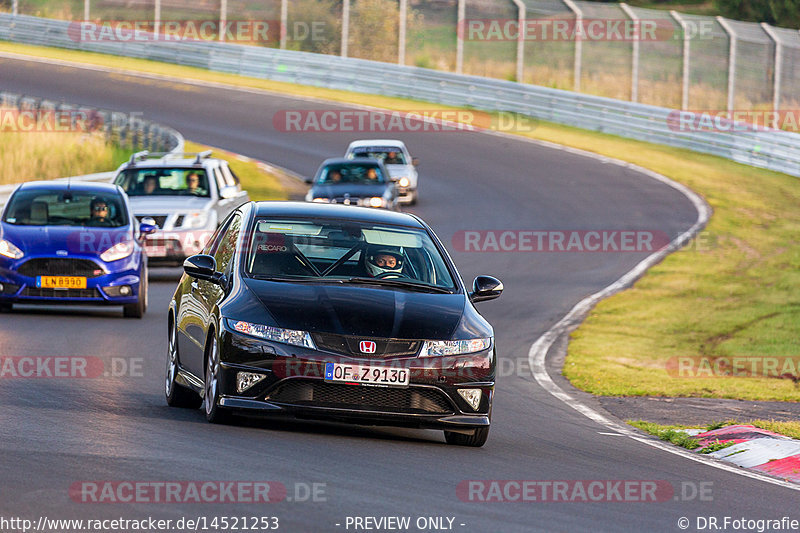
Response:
[[211, 327, 495, 432]]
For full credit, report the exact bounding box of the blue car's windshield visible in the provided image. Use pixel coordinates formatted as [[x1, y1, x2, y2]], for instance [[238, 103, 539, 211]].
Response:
[[2, 189, 128, 227]]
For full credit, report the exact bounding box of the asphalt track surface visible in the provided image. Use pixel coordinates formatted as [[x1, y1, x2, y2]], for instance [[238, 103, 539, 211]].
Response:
[[0, 57, 796, 532]]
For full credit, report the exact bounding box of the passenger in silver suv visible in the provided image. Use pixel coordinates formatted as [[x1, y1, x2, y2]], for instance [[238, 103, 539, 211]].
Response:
[[113, 151, 249, 265]]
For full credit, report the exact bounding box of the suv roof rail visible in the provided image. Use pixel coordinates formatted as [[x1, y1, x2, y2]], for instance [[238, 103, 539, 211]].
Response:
[[126, 151, 214, 166]]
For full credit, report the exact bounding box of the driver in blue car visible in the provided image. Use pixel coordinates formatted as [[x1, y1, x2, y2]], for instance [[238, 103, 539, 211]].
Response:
[[365, 247, 404, 277]]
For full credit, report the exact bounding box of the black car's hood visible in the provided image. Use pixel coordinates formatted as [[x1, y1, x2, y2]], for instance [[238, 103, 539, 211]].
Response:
[[239, 278, 464, 339], [310, 183, 390, 198]]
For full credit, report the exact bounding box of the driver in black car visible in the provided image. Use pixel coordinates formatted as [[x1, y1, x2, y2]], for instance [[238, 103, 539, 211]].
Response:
[[86, 198, 111, 226], [365, 247, 404, 278]]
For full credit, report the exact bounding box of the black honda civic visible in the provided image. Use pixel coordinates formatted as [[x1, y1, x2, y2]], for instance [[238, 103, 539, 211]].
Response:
[[166, 202, 502, 446]]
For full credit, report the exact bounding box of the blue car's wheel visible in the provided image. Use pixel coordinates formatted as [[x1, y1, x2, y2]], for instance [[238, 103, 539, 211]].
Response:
[[123, 263, 148, 318]]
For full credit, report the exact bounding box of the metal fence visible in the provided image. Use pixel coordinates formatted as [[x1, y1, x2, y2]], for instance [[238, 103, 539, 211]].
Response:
[[2, 13, 800, 180], [5, 0, 800, 114]]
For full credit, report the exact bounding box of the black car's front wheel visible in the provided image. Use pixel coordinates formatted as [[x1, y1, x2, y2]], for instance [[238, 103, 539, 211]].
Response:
[[444, 426, 490, 447], [165, 318, 201, 408], [204, 334, 231, 423]]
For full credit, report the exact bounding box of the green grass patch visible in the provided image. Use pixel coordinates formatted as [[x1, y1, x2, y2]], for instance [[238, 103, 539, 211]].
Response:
[[183, 141, 286, 202], [697, 440, 735, 454], [5, 40, 800, 402], [628, 420, 700, 449]]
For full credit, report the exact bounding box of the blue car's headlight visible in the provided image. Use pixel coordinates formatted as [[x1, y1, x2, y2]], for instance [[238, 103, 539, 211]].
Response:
[[227, 319, 316, 349], [0, 239, 24, 260], [100, 241, 134, 262]]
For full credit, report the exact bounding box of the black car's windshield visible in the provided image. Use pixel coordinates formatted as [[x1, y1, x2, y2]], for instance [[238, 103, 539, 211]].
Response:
[[316, 163, 386, 185], [115, 168, 211, 197], [350, 147, 407, 165], [246, 218, 456, 290], [2, 189, 128, 227]]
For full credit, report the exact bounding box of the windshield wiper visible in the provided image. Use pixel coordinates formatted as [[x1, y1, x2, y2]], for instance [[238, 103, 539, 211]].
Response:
[[249, 275, 343, 284], [344, 277, 453, 294]]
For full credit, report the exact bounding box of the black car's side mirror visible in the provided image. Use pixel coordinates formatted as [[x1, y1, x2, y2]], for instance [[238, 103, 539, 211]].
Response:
[[470, 275, 503, 303], [184, 254, 224, 284], [304, 176, 314, 184], [412, 158, 420, 167]]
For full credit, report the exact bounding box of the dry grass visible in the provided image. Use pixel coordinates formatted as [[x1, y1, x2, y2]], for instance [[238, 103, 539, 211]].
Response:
[[0, 110, 125, 184]]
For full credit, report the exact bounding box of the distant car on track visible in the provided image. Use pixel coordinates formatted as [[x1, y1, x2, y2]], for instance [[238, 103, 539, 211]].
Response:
[[304, 158, 398, 210], [0, 180, 155, 317], [113, 151, 249, 265], [166, 202, 503, 446], [345, 139, 419, 205]]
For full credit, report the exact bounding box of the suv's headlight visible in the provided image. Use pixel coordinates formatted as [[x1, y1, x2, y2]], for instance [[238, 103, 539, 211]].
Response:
[[398, 177, 410, 188], [228, 319, 316, 349], [419, 338, 492, 357], [183, 211, 210, 229], [0, 239, 24, 260], [100, 241, 134, 262]]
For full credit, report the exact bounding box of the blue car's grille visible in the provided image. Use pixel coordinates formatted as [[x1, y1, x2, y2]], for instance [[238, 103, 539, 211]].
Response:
[[22, 287, 100, 299], [17, 258, 104, 278]]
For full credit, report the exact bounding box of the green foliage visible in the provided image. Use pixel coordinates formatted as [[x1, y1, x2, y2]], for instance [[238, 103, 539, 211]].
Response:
[[713, 0, 800, 27]]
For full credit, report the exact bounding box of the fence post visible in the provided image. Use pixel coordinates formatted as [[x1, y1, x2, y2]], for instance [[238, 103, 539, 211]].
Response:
[[154, 0, 161, 36], [563, 0, 582, 92], [456, 0, 465, 74], [620, 3, 638, 102], [398, 0, 407, 65], [12, 0, 17, 16], [280, 0, 288, 49], [671, 10, 690, 110], [219, 0, 227, 42], [511, 0, 525, 82], [84, 0, 90, 20], [341, 0, 350, 57], [717, 16, 736, 116], [761, 23, 782, 129]]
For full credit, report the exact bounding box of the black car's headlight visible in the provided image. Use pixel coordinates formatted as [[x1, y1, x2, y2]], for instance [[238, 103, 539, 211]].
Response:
[[227, 319, 316, 349], [419, 338, 492, 357]]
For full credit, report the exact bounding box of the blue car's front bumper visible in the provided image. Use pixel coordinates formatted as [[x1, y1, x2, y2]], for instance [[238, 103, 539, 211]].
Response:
[[0, 254, 142, 306]]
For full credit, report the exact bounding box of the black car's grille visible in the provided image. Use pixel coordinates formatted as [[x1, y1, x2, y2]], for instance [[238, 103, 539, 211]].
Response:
[[137, 215, 168, 229], [311, 333, 421, 359], [265, 380, 453, 415], [22, 287, 100, 298], [17, 258, 104, 278]]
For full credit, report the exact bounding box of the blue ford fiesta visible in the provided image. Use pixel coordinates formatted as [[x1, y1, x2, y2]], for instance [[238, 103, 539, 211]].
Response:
[[0, 181, 156, 318]]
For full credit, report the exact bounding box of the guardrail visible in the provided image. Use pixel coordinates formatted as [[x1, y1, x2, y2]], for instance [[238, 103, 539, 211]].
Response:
[[1, 13, 799, 178]]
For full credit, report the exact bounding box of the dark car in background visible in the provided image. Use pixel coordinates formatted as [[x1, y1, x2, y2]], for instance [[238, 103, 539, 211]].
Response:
[[304, 158, 398, 210], [166, 202, 503, 446], [0, 181, 156, 317]]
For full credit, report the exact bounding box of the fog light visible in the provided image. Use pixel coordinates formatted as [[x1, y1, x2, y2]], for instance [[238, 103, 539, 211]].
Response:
[[237, 371, 266, 393], [457, 389, 482, 411], [0, 283, 3, 292], [103, 285, 133, 297], [119, 285, 132, 296]]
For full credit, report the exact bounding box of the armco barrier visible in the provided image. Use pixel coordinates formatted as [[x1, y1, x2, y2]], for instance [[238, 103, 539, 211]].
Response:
[[0, 13, 799, 178]]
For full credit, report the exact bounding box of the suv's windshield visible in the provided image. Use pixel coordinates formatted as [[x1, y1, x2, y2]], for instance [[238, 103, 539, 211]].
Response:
[[316, 163, 386, 185], [115, 168, 211, 197], [349, 147, 406, 165], [246, 218, 455, 291], [3, 189, 128, 227]]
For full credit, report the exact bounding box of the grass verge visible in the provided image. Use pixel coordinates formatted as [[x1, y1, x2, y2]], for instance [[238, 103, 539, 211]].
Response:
[[0, 112, 131, 184], [629, 419, 800, 443], [183, 141, 286, 202], [4, 41, 800, 402]]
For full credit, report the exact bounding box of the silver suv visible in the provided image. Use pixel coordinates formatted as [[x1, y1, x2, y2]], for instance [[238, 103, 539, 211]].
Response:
[[113, 151, 249, 265]]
